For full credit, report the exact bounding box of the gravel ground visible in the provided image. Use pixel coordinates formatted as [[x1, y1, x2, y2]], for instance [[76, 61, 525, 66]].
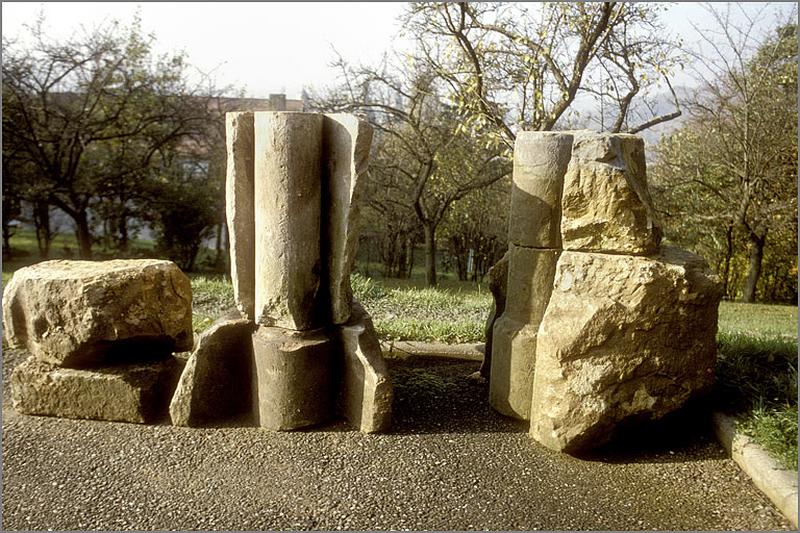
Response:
[[2, 348, 792, 531]]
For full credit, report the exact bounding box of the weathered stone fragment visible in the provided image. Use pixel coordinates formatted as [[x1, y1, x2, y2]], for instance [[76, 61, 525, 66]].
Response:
[[251, 325, 336, 430], [254, 112, 324, 330], [336, 301, 392, 433], [2, 259, 193, 367], [508, 132, 573, 248], [489, 245, 560, 419], [480, 250, 509, 379], [561, 134, 662, 255], [169, 312, 254, 427], [11, 355, 183, 424], [322, 114, 374, 324], [529, 246, 723, 453], [226, 112, 256, 320]]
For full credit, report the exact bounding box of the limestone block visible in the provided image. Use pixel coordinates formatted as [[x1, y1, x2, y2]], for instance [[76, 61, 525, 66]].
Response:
[[561, 133, 662, 255], [480, 250, 509, 379], [508, 132, 574, 248], [251, 325, 336, 430], [169, 312, 254, 427], [489, 245, 560, 419], [529, 246, 723, 453], [11, 355, 183, 424], [2, 259, 193, 367], [254, 112, 324, 330], [336, 301, 392, 433], [322, 114, 374, 324], [225, 112, 256, 320]]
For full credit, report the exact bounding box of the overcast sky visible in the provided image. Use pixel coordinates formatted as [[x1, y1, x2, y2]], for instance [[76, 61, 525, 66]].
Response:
[[2, 2, 794, 100]]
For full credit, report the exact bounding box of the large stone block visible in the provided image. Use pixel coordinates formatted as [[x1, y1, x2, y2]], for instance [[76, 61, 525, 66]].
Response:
[[11, 355, 183, 424], [169, 312, 254, 427], [251, 325, 336, 430], [254, 112, 324, 330], [489, 245, 559, 419], [561, 133, 662, 255], [2, 259, 193, 367], [226, 111, 256, 320], [322, 114, 374, 325], [529, 247, 723, 453], [336, 302, 392, 433], [508, 132, 573, 248]]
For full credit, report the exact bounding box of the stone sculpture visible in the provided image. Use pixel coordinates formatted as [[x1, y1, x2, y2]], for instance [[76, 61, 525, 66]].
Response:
[[489, 131, 723, 453], [224, 111, 392, 433]]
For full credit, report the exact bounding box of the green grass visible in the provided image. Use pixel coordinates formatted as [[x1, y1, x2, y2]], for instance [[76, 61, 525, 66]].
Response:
[[718, 301, 797, 339]]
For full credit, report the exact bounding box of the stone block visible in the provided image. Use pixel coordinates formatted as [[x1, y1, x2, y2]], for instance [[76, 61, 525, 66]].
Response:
[[529, 246, 723, 453], [11, 355, 183, 424], [336, 302, 392, 433], [508, 132, 573, 248], [251, 325, 336, 430], [322, 114, 374, 324], [169, 312, 255, 427], [225, 111, 256, 320], [561, 133, 662, 255], [2, 259, 193, 367], [254, 112, 324, 330]]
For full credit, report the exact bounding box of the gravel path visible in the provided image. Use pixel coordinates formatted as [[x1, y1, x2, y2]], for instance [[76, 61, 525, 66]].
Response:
[[2, 349, 792, 531]]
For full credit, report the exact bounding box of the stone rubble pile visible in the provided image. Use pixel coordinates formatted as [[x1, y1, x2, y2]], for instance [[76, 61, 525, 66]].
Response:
[[488, 131, 723, 453], [4, 259, 192, 423]]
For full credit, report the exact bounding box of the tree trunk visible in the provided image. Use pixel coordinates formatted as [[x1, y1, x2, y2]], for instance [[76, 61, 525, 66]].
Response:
[[33, 200, 52, 259], [74, 210, 93, 259], [742, 230, 767, 303], [423, 222, 437, 286], [117, 210, 129, 253], [722, 224, 734, 299]]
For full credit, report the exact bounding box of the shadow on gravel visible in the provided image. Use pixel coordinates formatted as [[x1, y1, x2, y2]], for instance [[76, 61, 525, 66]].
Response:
[[575, 397, 727, 465], [388, 356, 727, 465], [387, 357, 528, 436]]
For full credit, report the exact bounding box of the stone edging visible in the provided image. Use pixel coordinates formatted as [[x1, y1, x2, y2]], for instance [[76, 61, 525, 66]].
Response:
[[379, 340, 484, 361], [712, 412, 798, 528]]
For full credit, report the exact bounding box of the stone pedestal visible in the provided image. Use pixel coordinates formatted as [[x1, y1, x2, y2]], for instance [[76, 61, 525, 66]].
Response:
[[251, 325, 336, 431]]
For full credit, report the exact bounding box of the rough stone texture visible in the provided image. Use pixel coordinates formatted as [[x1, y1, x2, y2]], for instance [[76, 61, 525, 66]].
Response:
[[480, 250, 509, 379], [169, 312, 254, 427], [251, 325, 336, 431], [529, 246, 723, 453], [508, 132, 573, 248], [489, 245, 560, 420], [225, 112, 256, 320], [11, 355, 183, 424], [254, 112, 324, 330], [336, 302, 392, 433], [2, 259, 193, 367], [561, 133, 662, 255], [322, 114, 374, 325]]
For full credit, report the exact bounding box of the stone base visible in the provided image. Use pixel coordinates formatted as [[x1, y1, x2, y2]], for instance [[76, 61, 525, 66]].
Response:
[[336, 303, 392, 433], [170, 312, 254, 427], [251, 325, 336, 431], [488, 317, 539, 420], [11, 355, 183, 424]]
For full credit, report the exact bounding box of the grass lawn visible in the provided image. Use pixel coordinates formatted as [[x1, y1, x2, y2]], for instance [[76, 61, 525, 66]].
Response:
[[3, 247, 797, 469]]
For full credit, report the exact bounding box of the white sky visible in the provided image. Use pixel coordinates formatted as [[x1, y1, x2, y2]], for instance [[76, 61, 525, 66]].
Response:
[[2, 2, 795, 100]]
